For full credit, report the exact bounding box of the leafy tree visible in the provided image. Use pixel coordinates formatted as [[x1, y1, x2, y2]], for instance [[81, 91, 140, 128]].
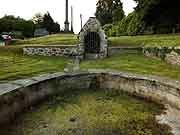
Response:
[[33, 12, 60, 34], [32, 13, 44, 25], [51, 22, 60, 33], [112, 0, 125, 23], [95, 0, 125, 25], [42, 12, 54, 33], [133, 0, 180, 33], [0, 15, 35, 38]]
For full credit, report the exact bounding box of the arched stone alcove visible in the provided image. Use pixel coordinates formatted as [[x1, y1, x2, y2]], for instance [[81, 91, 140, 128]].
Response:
[[78, 17, 108, 59]]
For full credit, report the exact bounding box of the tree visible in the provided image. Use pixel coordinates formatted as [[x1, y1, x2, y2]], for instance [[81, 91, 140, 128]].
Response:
[[33, 12, 60, 34], [95, 0, 125, 26], [133, 0, 180, 33], [51, 22, 60, 33], [32, 13, 43, 25], [112, 0, 125, 23], [0, 15, 35, 38], [42, 12, 60, 34]]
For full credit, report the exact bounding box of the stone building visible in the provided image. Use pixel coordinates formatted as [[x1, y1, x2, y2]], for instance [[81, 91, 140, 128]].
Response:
[[78, 17, 108, 59]]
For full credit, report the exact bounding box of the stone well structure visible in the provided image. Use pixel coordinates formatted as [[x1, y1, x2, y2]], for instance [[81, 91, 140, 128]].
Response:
[[1, 70, 180, 134], [78, 17, 108, 59]]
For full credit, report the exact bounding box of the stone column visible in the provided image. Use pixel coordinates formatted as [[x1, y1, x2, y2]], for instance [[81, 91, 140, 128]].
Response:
[[64, 0, 69, 32]]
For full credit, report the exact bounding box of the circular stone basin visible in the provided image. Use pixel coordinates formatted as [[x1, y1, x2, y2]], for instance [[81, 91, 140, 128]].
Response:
[[0, 89, 172, 135]]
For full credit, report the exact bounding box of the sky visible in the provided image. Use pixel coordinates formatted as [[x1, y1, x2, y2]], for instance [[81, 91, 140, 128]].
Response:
[[0, 0, 137, 33]]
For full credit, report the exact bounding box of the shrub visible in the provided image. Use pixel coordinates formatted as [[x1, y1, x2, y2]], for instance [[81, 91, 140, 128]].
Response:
[[9, 31, 24, 39], [118, 13, 135, 36], [103, 24, 113, 36], [103, 23, 121, 37], [127, 13, 145, 36]]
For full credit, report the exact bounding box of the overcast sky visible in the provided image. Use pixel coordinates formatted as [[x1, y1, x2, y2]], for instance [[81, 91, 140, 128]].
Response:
[[0, 0, 136, 33]]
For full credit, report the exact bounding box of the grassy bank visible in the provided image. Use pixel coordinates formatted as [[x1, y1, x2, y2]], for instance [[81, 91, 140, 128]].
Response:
[[1, 46, 180, 81], [0, 46, 69, 81], [109, 34, 180, 47], [81, 53, 180, 80], [11, 34, 78, 45], [0, 89, 172, 135], [11, 33, 180, 47]]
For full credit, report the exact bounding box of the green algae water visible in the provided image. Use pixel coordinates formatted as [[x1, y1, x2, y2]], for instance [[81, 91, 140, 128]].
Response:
[[0, 89, 172, 135]]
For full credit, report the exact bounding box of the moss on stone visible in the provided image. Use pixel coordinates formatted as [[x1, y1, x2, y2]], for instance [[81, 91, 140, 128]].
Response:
[[0, 89, 172, 135]]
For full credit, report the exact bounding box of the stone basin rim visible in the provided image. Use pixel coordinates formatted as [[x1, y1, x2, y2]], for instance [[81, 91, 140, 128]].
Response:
[[1, 69, 180, 135], [0, 69, 180, 97]]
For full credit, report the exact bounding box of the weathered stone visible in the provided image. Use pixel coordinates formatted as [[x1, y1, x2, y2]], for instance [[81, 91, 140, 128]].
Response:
[[78, 17, 108, 59], [165, 51, 180, 66], [23, 46, 78, 57], [0, 70, 180, 134], [157, 105, 180, 135]]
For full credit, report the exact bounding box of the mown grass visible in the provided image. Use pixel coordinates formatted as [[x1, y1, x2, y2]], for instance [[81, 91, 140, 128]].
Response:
[[81, 53, 180, 80], [1, 47, 180, 81], [11, 33, 180, 47], [11, 34, 78, 45], [0, 46, 69, 81], [109, 34, 180, 47], [0, 89, 172, 135]]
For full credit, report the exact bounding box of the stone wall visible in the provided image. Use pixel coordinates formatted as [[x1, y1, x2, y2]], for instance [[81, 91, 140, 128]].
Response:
[[109, 46, 180, 67], [23, 45, 80, 58], [165, 51, 180, 66], [23, 46, 141, 58], [108, 47, 142, 56], [143, 47, 180, 66], [1, 70, 180, 124], [0, 72, 95, 124], [23, 45, 180, 66]]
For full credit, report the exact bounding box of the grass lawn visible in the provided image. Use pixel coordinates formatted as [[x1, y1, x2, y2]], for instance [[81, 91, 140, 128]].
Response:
[[11, 33, 180, 47], [0, 89, 171, 135], [1, 44, 180, 81], [0, 46, 69, 81], [11, 34, 78, 45], [109, 33, 180, 47], [81, 53, 180, 80]]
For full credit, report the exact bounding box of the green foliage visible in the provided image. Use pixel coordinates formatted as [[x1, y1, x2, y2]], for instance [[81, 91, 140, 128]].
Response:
[[132, 0, 180, 34], [9, 31, 24, 39], [126, 12, 145, 36], [12, 34, 78, 45], [0, 15, 35, 38], [101, 0, 180, 36], [103, 12, 141, 36], [103, 24, 113, 36], [112, 0, 125, 23], [109, 34, 180, 47], [103, 23, 120, 37], [0, 46, 69, 80], [95, 0, 125, 26], [42, 12, 60, 34], [22, 20, 35, 37], [81, 53, 180, 80], [32, 12, 60, 34], [118, 13, 134, 35]]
